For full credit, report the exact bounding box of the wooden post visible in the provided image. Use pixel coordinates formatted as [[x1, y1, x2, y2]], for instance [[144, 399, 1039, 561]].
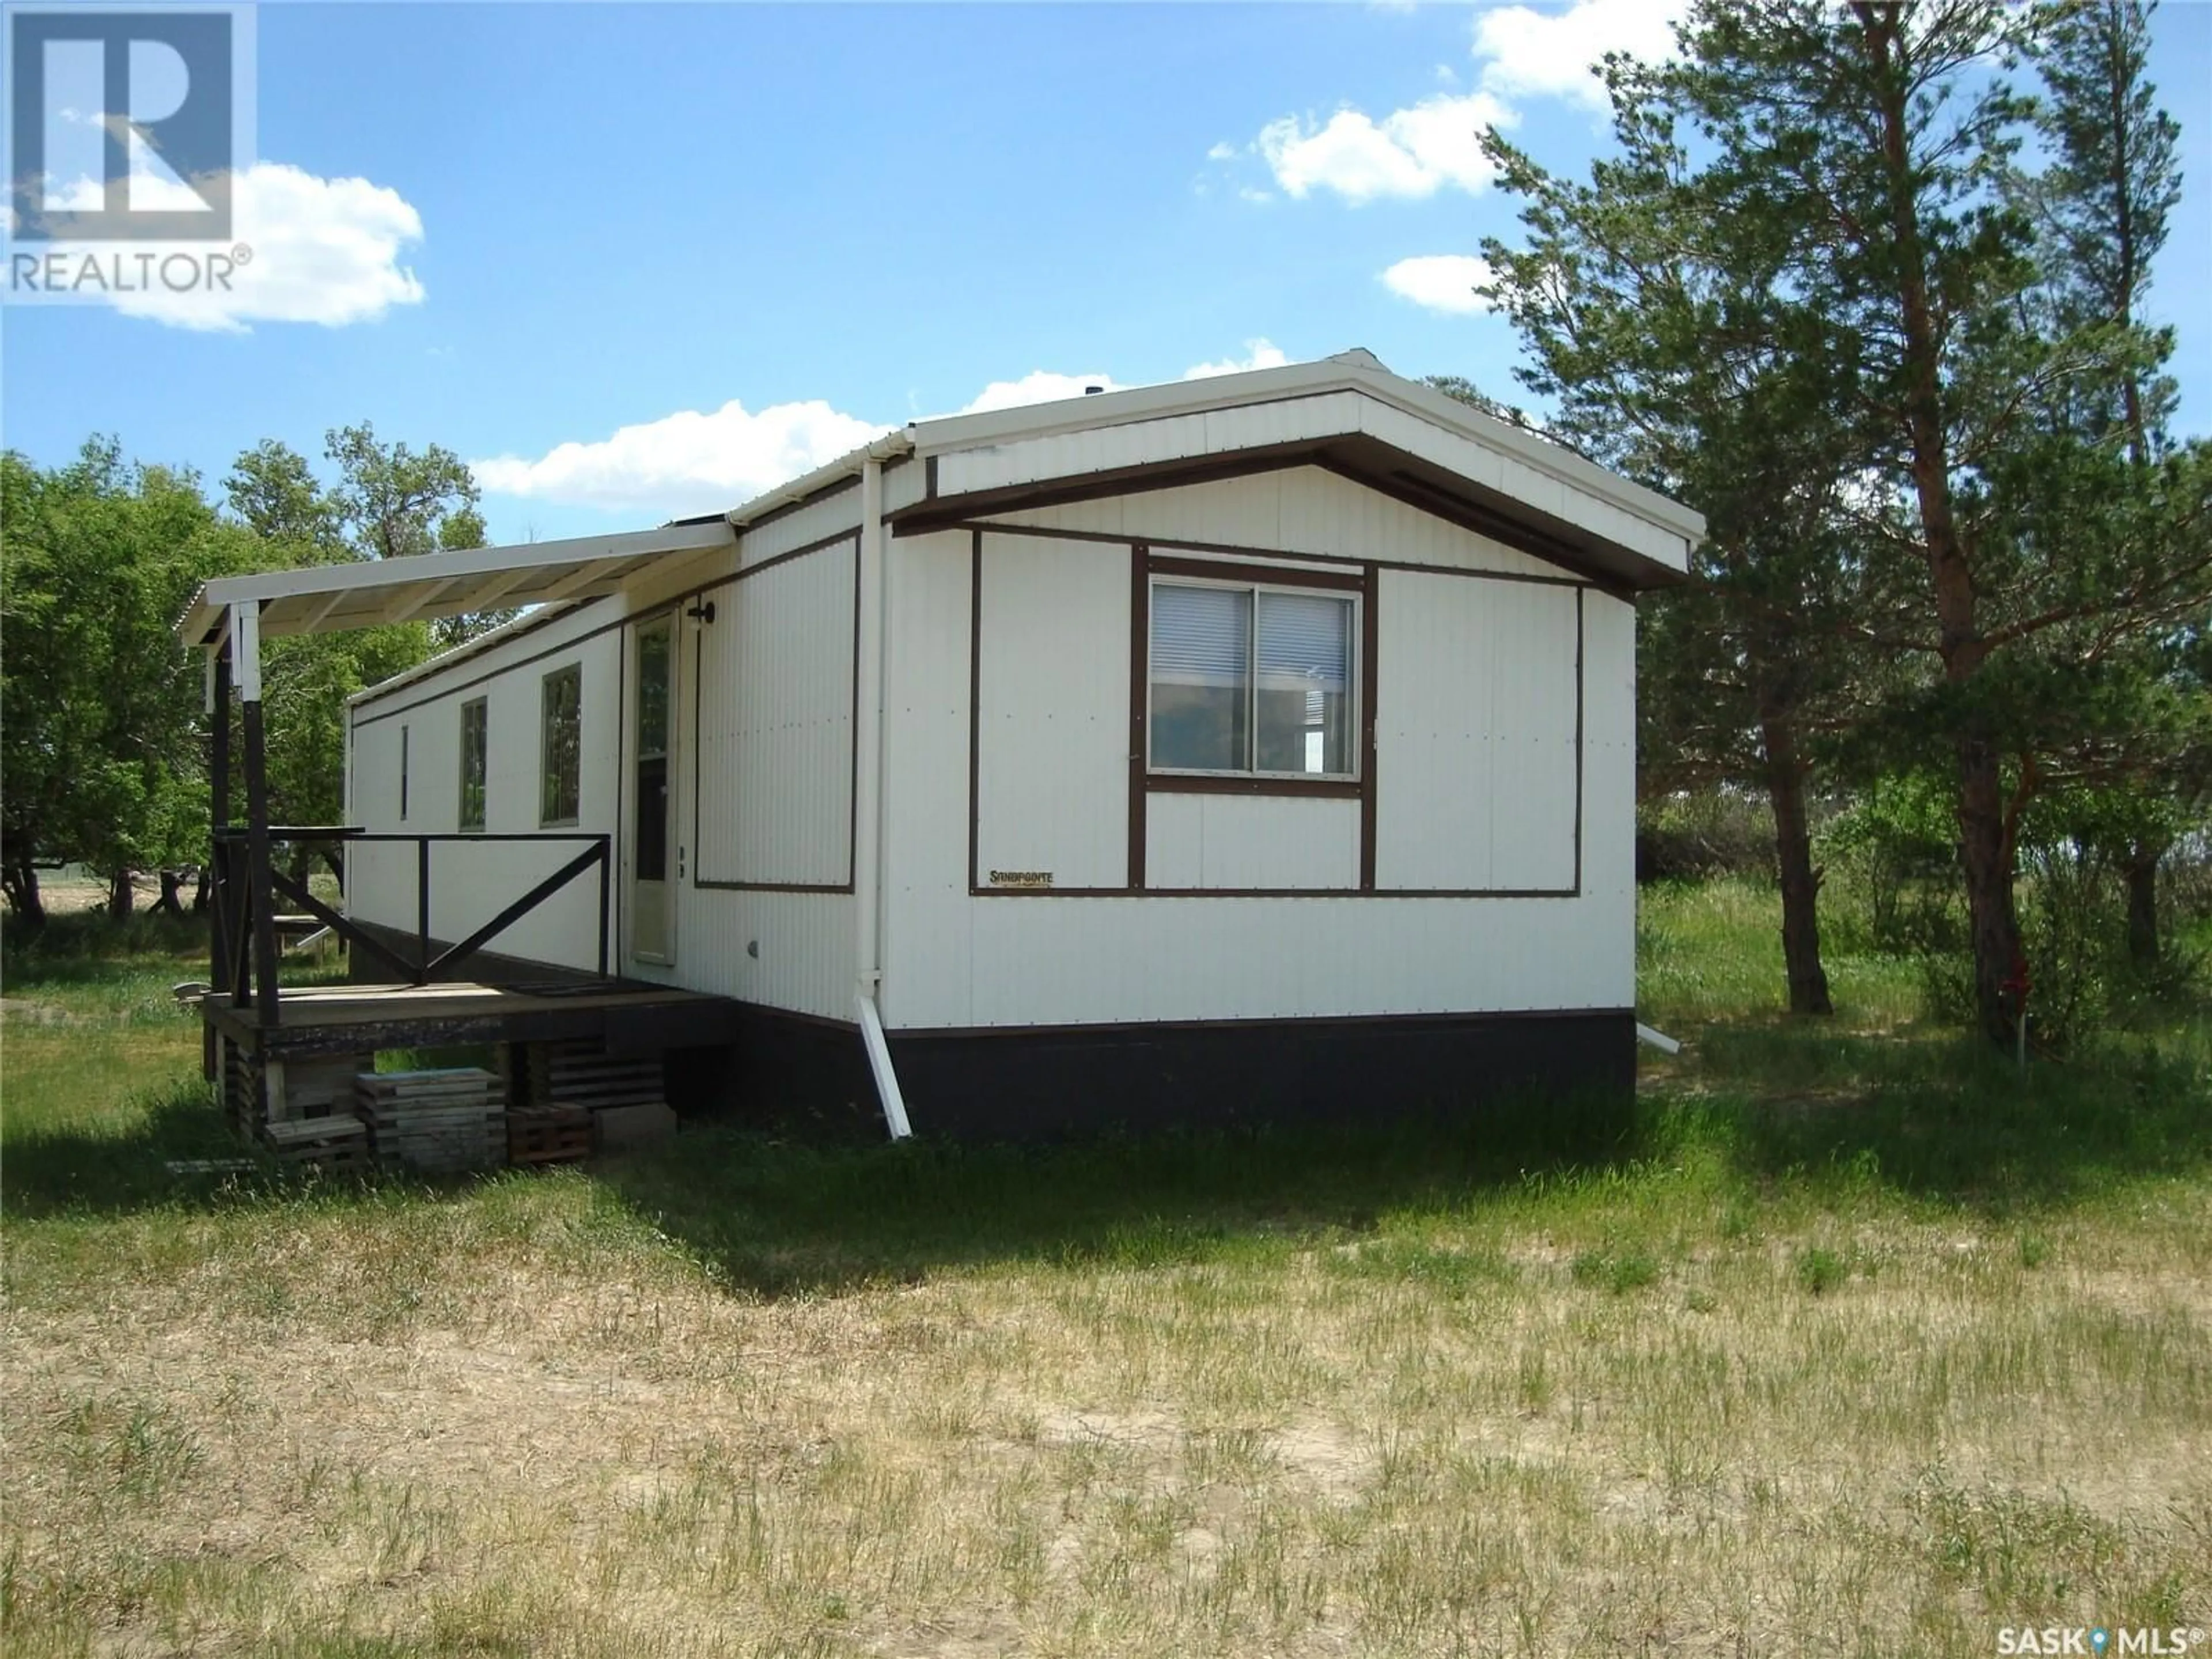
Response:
[[596, 837, 611, 978], [209, 643, 232, 994], [236, 602, 282, 1029], [417, 838, 432, 982]]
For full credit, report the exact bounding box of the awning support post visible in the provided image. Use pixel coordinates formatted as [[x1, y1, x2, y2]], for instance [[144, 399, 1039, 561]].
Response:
[[207, 641, 232, 995], [235, 601, 282, 1029]]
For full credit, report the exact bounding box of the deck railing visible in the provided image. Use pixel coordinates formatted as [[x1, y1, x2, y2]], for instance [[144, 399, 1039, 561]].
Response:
[[210, 827, 613, 1023]]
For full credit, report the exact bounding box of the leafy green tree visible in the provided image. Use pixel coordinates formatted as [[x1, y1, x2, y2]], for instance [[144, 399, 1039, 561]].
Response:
[[1, 441, 259, 922], [1482, 0, 2209, 1041], [324, 422, 481, 562], [217, 436, 435, 855], [224, 439, 346, 558], [323, 422, 498, 647], [2001, 0, 2207, 961]]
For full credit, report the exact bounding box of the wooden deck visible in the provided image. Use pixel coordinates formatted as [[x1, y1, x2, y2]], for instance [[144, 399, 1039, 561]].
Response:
[[200, 977, 745, 1059]]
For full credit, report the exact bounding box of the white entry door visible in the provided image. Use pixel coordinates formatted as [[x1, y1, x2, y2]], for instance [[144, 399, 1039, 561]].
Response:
[[628, 612, 678, 965]]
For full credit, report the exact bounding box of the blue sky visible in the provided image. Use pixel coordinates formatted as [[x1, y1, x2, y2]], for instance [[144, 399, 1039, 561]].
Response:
[[6, 0, 2209, 546]]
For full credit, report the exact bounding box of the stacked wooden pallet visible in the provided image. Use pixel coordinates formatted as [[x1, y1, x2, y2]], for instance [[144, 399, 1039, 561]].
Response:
[[355, 1069, 507, 1173], [262, 1114, 372, 1172], [506, 1103, 593, 1166], [219, 1037, 262, 1139], [268, 1052, 370, 1121], [512, 1040, 666, 1114]]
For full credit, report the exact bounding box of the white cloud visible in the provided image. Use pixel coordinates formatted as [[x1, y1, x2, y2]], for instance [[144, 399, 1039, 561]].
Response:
[[478, 349, 1310, 518], [1471, 0, 1683, 109], [1183, 339, 1290, 378], [1219, 1, 1681, 209], [1380, 254, 1496, 315], [42, 162, 427, 332], [471, 400, 887, 516], [960, 370, 1123, 414], [1254, 92, 1514, 203]]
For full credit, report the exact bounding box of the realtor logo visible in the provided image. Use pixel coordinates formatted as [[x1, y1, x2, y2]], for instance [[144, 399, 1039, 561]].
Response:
[[6, 5, 251, 241]]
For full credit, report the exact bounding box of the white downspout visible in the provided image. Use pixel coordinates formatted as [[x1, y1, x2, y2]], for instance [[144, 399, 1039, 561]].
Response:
[[853, 450, 913, 1139]]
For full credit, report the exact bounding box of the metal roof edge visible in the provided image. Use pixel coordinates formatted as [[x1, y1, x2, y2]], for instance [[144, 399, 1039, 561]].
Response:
[[902, 356, 1706, 546]]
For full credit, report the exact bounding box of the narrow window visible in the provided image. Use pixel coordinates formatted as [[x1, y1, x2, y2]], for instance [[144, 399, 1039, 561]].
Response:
[[399, 724, 410, 820], [540, 664, 582, 827], [1149, 578, 1356, 778], [458, 698, 488, 832]]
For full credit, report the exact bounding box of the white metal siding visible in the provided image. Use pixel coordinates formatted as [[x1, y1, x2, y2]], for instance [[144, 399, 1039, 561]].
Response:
[[668, 887, 855, 1019], [694, 538, 855, 887], [346, 628, 620, 974], [972, 531, 1130, 890], [740, 488, 859, 571], [881, 482, 1636, 1033], [1374, 571, 1580, 892], [653, 596, 857, 1021], [933, 393, 1369, 498], [982, 464, 1566, 582], [1146, 794, 1359, 890], [882, 530, 977, 1028]]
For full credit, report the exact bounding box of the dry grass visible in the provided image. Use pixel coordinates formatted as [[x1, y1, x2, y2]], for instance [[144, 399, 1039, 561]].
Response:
[[4, 900, 2210, 1656]]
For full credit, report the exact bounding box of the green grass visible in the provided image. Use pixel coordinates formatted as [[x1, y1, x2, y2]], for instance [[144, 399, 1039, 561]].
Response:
[[4, 889, 2210, 1657]]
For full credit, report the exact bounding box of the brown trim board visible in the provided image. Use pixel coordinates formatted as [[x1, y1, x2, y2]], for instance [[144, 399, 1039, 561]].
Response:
[[896, 429, 1676, 594], [1127, 544, 1147, 890], [968, 529, 986, 895], [937, 517, 1589, 593], [1147, 552, 1368, 592], [1360, 560, 1379, 891], [1572, 586, 1585, 896], [1148, 775, 1359, 800]]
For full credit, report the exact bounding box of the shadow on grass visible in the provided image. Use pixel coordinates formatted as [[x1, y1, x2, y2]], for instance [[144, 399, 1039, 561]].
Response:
[[1, 909, 213, 991], [590, 1093, 1639, 1297], [0, 1078, 269, 1220], [9, 1023, 2207, 1298]]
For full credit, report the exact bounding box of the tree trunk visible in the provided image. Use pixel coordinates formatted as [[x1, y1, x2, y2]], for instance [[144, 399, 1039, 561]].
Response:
[[1859, 3, 2027, 1043], [1760, 710, 1832, 1015], [1, 855, 46, 926], [106, 867, 135, 921], [1955, 730, 2025, 1042], [2121, 839, 2162, 961], [155, 868, 187, 916], [192, 865, 211, 915]]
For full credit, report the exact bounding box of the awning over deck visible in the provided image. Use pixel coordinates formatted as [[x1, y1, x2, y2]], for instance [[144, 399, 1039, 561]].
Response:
[[176, 518, 736, 649]]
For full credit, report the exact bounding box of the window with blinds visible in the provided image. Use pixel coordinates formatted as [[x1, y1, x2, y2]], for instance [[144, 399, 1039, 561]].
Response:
[[1149, 578, 1355, 778]]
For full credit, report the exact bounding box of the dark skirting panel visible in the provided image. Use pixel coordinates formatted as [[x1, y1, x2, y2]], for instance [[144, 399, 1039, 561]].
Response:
[[885, 1007, 1635, 1143], [671, 1005, 882, 1138]]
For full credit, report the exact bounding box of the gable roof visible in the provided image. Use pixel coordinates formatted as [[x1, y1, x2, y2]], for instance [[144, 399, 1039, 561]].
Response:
[[887, 349, 1700, 591], [179, 351, 1702, 658]]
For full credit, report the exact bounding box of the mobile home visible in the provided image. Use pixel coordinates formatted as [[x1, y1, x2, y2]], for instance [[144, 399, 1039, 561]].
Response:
[[185, 350, 1702, 1139]]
